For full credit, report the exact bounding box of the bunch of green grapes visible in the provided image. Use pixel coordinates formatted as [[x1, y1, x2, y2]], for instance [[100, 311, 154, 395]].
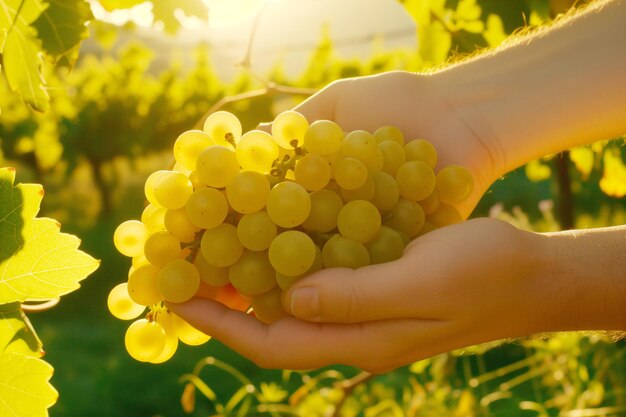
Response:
[[108, 110, 473, 363]]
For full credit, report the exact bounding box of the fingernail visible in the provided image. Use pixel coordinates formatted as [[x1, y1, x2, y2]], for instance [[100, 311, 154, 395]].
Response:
[[290, 287, 319, 319]]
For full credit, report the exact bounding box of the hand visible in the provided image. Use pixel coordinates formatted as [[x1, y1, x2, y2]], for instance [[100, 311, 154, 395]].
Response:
[[278, 71, 506, 218], [169, 218, 550, 372]]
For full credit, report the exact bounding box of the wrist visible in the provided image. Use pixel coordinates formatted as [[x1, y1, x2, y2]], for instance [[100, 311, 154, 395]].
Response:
[[538, 227, 626, 332]]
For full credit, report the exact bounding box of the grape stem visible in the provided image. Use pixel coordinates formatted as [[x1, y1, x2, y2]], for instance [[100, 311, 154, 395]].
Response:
[[184, 229, 206, 264], [267, 144, 307, 187]]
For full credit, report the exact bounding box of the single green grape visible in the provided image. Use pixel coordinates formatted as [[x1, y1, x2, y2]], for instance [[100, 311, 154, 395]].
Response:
[[144, 170, 168, 206], [127, 264, 163, 306], [395, 160, 436, 201], [341, 130, 383, 172], [322, 235, 370, 269], [226, 171, 270, 214], [436, 165, 474, 204], [250, 287, 290, 324], [302, 189, 343, 233], [228, 250, 277, 296], [303, 120, 344, 156], [373, 125, 404, 145], [383, 198, 425, 238], [276, 245, 322, 290], [114, 220, 148, 257], [158, 259, 201, 303], [266, 181, 311, 228], [365, 226, 405, 264], [185, 187, 228, 229], [173, 130, 214, 171], [107, 283, 145, 320], [237, 210, 277, 251], [141, 204, 166, 234], [378, 140, 406, 176], [125, 318, 166, 362], [151, 171, 193, 210], [294, 153, 331, 191], [272, 110, 309, 149], [334, 157, 368, 190], [203, 111, 242, 146], [144, 231, 183, 267], [404, 139, 437, 168], [370, 171, 399, 214], [236, 130, 279, 174], [164, 208, 200, 243], [337, 200, 381, 244], [268, 231, 316, 277], [196, 145, 240, 189], [200, 223, 243, 267]]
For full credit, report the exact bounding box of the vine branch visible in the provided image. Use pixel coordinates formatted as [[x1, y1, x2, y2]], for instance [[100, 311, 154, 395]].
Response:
[[194, 3, 318, 129], [328, 371, 375, 417]]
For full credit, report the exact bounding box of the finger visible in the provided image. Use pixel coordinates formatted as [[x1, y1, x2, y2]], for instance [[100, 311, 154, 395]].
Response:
[[291, 81, 339, 122], [167, 297, 442, 371], [281, 250, 447, 324]]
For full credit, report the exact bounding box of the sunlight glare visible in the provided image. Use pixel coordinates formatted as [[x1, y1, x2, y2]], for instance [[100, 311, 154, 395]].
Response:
[[90, 1, 153, 28], [202, 0, 271, 28]]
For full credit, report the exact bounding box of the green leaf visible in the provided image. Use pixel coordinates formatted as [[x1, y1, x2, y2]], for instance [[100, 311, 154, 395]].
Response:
[[0, 302, 43, 356], [0, 0, 50, 111], [32, 0, 93, 67], [98, 0, 145, 12], [0, 167, 41, 264], [0, 167, 100, 304], [0, 351, 57, 417]]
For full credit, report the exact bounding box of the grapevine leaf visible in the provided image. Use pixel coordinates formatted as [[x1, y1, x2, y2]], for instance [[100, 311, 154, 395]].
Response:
[[0, 351, 57, 417], [32, 0, 93, 68], [98, 0, 145, 12], [0, 167, 100, 304], [152, 0, 208, 34], [0, 302, 43, 357], [0, 0, 50, 111]]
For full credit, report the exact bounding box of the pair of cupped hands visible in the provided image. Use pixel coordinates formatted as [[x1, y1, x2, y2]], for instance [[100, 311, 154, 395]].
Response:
[[169, 72, 554, 373]]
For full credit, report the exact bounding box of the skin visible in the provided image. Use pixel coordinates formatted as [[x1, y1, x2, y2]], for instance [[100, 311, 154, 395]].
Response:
[[169, 0, 626, 372]]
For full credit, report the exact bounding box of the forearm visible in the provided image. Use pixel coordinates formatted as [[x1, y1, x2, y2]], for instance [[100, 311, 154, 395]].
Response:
[[434, 0, 626, 176], [535, 226, 626, 332]]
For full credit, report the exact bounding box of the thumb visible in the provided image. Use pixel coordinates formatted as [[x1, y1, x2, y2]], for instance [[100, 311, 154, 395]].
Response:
[[282, 257, 430, 323]]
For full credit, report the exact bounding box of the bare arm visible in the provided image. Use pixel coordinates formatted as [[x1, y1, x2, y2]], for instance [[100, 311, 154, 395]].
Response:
[[435, 0, 626, 176]]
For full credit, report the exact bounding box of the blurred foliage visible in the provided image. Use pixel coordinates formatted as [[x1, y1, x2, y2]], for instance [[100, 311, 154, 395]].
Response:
[[182, 332, 625, 416]]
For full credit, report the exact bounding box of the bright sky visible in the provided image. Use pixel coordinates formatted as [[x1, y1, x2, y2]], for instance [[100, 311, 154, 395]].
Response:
[[90, 0, 276, 29], [89, 0, 416, 79]]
